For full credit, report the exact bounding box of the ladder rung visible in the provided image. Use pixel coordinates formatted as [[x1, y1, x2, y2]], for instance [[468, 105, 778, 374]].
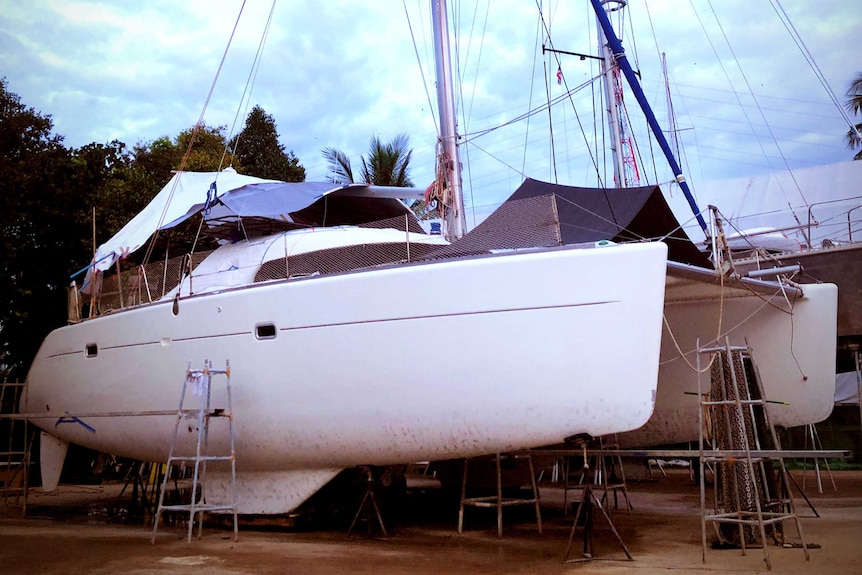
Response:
[[168, 455, 234, 462], [702, 399, 766, 406], [175, 409, 231, 416], [699, 345, 748, 354], [158, 504, 237, 512]]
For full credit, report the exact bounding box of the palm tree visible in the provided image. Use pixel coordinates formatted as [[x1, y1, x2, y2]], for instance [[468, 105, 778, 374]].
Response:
[[845, 72, 862, 160], [320, 146, 355, 184], [322, 134, 414, 186]]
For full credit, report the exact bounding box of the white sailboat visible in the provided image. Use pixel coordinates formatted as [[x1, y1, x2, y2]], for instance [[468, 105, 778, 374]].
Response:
[[22, 1, 670, 514], [21, 0, 837, 514]]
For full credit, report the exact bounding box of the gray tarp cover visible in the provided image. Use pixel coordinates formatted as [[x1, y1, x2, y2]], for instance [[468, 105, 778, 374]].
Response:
[[433, 178, 710, 267]]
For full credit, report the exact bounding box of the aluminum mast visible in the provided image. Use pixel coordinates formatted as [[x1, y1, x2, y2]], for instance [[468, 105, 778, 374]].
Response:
[[598, 1, 629, 187], [431, 0, 466, 241]]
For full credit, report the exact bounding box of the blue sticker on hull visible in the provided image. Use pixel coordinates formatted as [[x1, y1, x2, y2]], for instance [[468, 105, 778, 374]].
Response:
[[55, 416, 96, 433]]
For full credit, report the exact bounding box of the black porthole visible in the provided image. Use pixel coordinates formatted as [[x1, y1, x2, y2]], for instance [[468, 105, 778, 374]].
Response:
[[255, 323, 277, 340], [85, 343, 98, 357]]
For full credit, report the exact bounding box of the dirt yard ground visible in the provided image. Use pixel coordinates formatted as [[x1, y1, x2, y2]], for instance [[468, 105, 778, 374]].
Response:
[[2, 467, 861, 574]]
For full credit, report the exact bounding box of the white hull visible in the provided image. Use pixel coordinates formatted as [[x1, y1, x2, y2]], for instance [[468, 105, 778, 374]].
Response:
[[26, 241, 668, 511], [620, 275, 838, 448]]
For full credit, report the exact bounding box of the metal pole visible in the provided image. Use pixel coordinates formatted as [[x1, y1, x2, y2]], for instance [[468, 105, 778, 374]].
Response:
[[597, 7, 627, 187], [856, 351, 862, 461], [431, 0, 466, 241]]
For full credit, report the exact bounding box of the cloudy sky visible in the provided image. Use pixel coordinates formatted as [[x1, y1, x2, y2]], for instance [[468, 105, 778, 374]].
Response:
[[1, 0, 859, 229]]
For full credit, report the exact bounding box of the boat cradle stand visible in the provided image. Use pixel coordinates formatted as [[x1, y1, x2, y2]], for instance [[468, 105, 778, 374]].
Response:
[[457, 452, 542, 538]]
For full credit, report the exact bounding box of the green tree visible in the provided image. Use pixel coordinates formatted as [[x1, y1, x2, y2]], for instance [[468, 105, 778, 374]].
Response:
[[131, 136, 176, 183], [175, 124, 238, 172], [86, 141, 161, 239], [230, 105, 305, 181], [845, 72, 862, 160], [0, 79, 96, 378], [322, 134, 414, 186]]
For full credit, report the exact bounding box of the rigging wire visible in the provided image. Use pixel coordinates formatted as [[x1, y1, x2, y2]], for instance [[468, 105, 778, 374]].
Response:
[[459, 76, 599, 142], [402, 1, 439, 134], [544, 61, 559, 182], [641, 1, 707, 201], [522, 8, 544, 182], [587, 12, 606, 189], [140, 0, 249, 268], [456, 0, 488, 128], [533, 0, 604, 186], [539, 0, 558, 183], [452, 0, 489, 229], [691, 0, 809, 242], [225, 0, 278, 170], [769, 0, 862, 142]]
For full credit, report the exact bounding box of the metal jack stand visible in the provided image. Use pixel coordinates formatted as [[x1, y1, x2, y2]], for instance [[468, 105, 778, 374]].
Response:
[[346, 466, 388, 539], [564, 441, 633, 563]]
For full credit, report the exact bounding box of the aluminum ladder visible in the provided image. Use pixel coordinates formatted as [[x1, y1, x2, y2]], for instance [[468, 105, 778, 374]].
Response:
[[151, 360, 238, 543], [0, 381, 32, 515]]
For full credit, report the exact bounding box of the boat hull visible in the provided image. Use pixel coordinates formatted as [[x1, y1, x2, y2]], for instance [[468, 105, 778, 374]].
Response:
[[735, 244, 862, 339], [620, 279, 838, 448], [25, 242, 668, 506]]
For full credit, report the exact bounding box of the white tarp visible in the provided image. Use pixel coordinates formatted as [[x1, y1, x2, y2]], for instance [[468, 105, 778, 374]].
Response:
[[835, 371, 862, 405], [87, 171, 425, 280], [92, 169, 277, 274]]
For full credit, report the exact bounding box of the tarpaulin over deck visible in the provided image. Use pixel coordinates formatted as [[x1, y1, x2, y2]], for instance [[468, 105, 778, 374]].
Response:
[[89, 170, 421, 276], [435, 178, 710, 267]]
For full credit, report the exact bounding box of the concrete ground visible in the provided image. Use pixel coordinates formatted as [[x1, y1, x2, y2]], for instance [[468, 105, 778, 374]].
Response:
[[2, 467, 861, 574]]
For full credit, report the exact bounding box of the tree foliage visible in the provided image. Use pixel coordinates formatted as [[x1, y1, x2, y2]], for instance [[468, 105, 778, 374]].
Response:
[[230, 105, 305, 181], [320, 146, 354, 184], [175, 124, 238, 172], [845, 72, 862, 160], [322, 134, 414, 186], [321, 134, 433, 217], [0, 79, 93, 377], [0, 82, 311, 377]]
